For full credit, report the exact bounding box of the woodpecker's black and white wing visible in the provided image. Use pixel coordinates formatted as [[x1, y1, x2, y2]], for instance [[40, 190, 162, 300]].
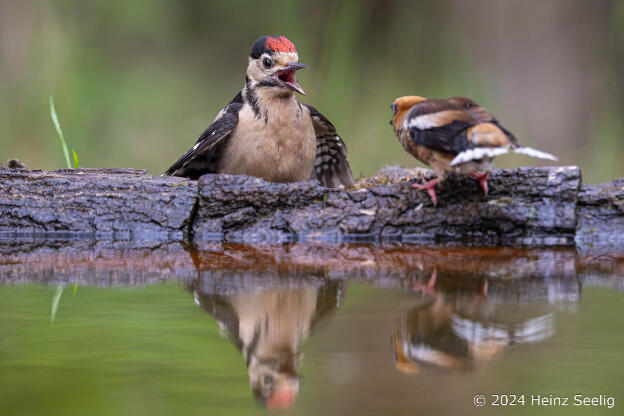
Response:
[[162, 93, 243, 179], [305, 105, 355, 188]]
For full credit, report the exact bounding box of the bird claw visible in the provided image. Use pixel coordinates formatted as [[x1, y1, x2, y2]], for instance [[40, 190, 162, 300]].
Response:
[[470, 171, 489, 197], [412, 176, 440, 206]]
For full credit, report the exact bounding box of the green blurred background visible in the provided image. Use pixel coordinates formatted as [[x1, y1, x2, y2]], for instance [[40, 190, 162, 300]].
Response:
[[1, 0, 623, 183]]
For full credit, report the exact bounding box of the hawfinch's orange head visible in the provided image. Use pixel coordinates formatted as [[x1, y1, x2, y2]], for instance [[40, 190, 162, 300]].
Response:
[[390, 96, 428, 132]]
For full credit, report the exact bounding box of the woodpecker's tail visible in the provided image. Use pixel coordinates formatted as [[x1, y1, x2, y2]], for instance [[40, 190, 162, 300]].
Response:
[[450, 146, 557, 166]]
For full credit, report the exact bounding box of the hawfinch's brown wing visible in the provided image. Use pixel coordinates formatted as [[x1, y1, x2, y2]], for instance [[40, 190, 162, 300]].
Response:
[[405, 98, 515, 156], [458, 98, 519, 146]]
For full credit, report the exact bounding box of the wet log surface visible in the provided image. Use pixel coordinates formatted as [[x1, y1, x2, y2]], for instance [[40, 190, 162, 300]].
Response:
[[0, 165, 622, 249], [1, 241, 622, 295]]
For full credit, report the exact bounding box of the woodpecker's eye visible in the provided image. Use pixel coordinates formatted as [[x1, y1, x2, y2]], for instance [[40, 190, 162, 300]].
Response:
[[262, 57, 273, 68]]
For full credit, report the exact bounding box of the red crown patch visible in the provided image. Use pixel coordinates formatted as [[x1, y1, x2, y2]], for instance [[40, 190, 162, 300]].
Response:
[[265, 36, 296, 53]]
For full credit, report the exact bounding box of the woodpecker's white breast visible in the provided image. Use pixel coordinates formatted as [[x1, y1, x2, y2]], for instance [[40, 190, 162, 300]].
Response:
[[218, 93, 316, 183]]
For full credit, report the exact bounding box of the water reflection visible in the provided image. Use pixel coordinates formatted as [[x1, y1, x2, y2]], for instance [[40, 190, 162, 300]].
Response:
[[191, 274, 343, 410], [188, 259, 582, 408], [2, 240, 623, 414], [393, 269, 577, 373]]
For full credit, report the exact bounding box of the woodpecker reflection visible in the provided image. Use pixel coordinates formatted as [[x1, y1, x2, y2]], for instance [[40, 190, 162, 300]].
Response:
[[393, 270, 564, 373], [192, 278, 343, 410]]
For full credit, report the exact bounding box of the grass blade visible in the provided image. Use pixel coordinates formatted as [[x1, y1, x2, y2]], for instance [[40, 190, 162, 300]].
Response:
[[73, 149, 80, 168], [51, 284, 64, 324], [49, 96, 72, 169]]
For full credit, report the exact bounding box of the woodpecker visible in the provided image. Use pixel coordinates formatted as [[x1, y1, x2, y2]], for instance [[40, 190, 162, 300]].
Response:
[[163, 35, 355, 188], [391, 96, 557, 206]]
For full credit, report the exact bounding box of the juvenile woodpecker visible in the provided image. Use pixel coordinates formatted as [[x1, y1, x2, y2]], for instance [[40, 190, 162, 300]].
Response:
[[163, 35, 355, 188], [391, 96, 557, 206]]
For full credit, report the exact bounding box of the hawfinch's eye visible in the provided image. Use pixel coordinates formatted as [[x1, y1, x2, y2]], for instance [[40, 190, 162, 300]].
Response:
[[262, 57, 273, 68]]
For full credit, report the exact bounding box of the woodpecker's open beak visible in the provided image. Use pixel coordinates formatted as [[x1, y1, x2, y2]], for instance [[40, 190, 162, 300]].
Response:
[[276, 62, 307, 95]]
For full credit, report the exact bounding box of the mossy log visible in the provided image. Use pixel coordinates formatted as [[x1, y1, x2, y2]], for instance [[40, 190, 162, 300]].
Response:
[[0, 165, 622, 249]]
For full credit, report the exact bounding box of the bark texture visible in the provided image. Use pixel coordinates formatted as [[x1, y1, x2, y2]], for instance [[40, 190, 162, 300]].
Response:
[[193, 166, 581, 245], [575, 177, 624, 253], [0, 168, 197, 240], [0, 165, 622, 249]]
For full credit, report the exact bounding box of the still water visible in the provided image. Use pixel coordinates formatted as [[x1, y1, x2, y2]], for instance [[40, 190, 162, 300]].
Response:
[[1, 242, 623, 415]]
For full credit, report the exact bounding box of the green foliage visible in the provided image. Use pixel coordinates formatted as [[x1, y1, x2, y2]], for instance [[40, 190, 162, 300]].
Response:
[[49, 97, 72, 169], [50, 96, 81, 169], [2, 2, 623, 181]]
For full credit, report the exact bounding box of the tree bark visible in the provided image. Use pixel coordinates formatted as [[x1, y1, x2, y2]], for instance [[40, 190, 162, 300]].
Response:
[[0, 167, 197, 240], [1, 165, 622, 250], [193, 166, 581, 246]]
